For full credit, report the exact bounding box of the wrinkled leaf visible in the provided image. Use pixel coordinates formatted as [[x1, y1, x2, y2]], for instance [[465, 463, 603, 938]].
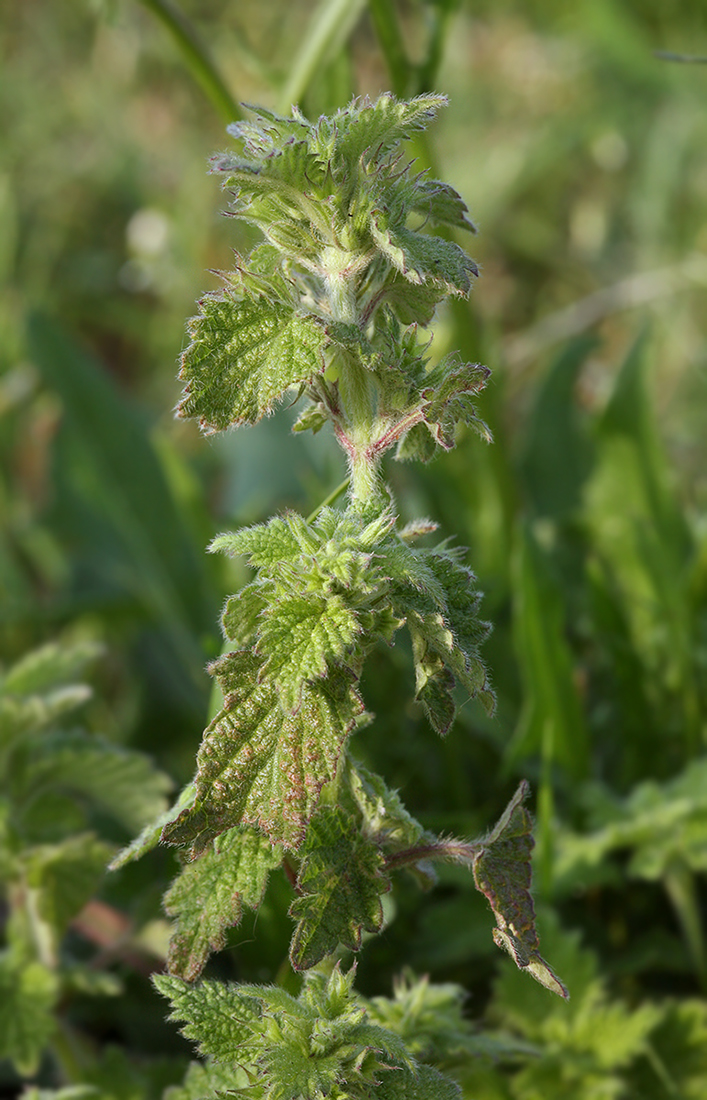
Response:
[[473, 782, 569, 999], [289, 806, 389, 969], [161, 651, 364, 852], [164, 826, 282, 980]]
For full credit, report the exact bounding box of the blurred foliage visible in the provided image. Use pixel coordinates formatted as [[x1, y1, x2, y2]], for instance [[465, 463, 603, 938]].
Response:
[[2, 0, 707, 1096]]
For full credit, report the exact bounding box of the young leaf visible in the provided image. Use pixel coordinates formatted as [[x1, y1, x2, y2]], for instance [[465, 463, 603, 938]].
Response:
[[473, 782, 569, 999], [154, 973, 264, 1063], [370, 212, 477, 296], [328, 93, 449, 170], [157, 964, 459, 1100], [256, 592, 363, 712], [178, 287, 327, 433], [409, 179, 478, 233], [164, 1058, 251, 1100], [289, 806, 389, 970], [221, 582, 269, 647], [164, 826, 282, 981], [161, 651, 365, 852]]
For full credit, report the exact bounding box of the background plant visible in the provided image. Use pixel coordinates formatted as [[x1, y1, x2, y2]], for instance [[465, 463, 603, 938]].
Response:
[[2, 1, 707, 1097]]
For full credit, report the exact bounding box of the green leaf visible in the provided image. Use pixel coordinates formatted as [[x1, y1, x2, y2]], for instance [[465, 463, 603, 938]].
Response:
[[348, 761, 427, 854], [221, 582, 269, 647], [381, 274, 447, 327], [328, 93, 449, 171], [210, 514, 301, 568], [1, 639, 103, 697], [418, 359, 492, 450], [367, 971, 520, 1068], [370, 212, 477, 296], [292, 401, 328, 434], [154, 973, 264, 1063], [161, 651, 364, 852], [24, 833, 113, 942], [553, 758, 707, 890], [177, 286, 327, 432], [391, 543, 493, 733], [164, 826, 282, 981], [0, 686, 92, 751], [25, 732, 173, 836], [289, 806, 389, 969], [156, 964, 459, 1100], [409, 179, 477, 233], [257, 592, 362, 712], [0, 952, 59, 1075], [625, 999, 707, 1098], [165, 1058, 249, 1100], [395, 421, 439, 463], [491, 911, 665, 1094], [473, 782, 569, 999]]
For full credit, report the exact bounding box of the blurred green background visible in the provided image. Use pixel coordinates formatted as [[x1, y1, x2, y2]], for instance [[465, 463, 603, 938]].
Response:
[[2, 0, 707, 1096]]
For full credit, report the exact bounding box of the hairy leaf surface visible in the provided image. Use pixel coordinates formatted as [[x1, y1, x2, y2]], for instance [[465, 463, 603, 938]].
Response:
[[164, 826, 282, 980], [474, 782, 569, 999], [161, 651, 364, 852], [156, 965, 460, 1100], [289, 806, 389, 969], [178, 288, 327, 432], [257, 593, 362, 712]]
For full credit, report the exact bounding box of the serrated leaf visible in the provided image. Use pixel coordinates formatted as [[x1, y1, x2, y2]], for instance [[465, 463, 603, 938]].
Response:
[[24, 833, 113, 942], [154, 974, 264, 1063], [409, 179, 477, 233], [473, 782, 569, 999], [0, 952, 59, 1075], [158, 964, 453, 1100], [382, 274, 447, 327], [222, 583, 269, 647], [425, 550, 493, 690], [210, 514, 301, 568], [328, 93, 448, 172], [413, 653, 457, 737], [395, 422, 439, 463], [165, 1058, 250, 1100], [289, 806, 389, 969], [178, 288, 327, 432], [348, 762, 435, 888], [161, 651, 364, 852], [349, 763, 425, 852], [26, 733, 172, 836], [419, 360, 492, 449], [370, 213, 477, 295], [1, 639, 102, 697], [164, 826, 282, 981], [0, 686, 92, 750], [257, 593, 362, 712]]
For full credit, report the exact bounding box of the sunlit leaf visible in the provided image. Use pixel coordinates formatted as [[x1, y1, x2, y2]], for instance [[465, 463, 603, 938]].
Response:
[[164, 826, 282, 980]]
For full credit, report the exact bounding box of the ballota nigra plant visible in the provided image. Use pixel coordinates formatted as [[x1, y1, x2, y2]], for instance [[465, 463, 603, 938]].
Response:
[[112, 92, 568, 1099]]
